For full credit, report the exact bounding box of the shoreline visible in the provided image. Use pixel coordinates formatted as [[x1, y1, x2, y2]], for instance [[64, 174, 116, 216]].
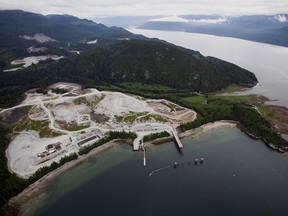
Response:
[[7, 140, 120, 216], [147, 120, 236, 146], [4, 120, 259, 215], [179, 120, 236, 139]]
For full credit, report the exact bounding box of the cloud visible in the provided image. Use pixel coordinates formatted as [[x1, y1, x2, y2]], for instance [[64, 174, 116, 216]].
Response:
[[150, 16, 189, 23], [149, 16, 228, 24], [189, 18, 228, 24], [274, 14, 287, 22], [0, 0, 288, 18]]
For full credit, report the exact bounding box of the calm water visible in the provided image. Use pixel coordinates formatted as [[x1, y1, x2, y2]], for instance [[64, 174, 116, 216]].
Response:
[[24, 127, 288, 216], [130, 29, 288, 107], [23, 32, 288, 216]]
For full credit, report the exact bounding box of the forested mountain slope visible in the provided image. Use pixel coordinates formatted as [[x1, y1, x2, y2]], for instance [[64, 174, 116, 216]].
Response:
[[0, 39, 257, 107], [53, 40, 257, 92], [0, 10, 257, 108], [0, 10, 141, 68]]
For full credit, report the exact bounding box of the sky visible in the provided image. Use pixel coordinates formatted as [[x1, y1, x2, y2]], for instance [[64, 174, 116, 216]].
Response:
[[0, 0, 288, 18]]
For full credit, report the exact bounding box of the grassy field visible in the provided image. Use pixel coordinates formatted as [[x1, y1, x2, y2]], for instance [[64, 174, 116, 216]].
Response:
[[56, 120, 89, 131], [212, 84, 246, 94], [182, 94, 254, 105], [90, 95, 105, 107], [139, 114, 168, 123], [14, 117, 62, 138], [181, 96, 207, 105], [73, 95, 105, 107], [115, 112, 149, 123], [257, 105, 288, 134], [73, 96, 89, 106]]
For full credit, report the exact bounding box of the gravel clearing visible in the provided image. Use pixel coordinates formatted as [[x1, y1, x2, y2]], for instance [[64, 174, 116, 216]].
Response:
[[96, 92, 153, 116], [3, 83, 196, 178]]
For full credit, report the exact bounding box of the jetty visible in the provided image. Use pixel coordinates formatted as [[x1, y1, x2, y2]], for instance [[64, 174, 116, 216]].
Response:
[[171, 126, 183, 151], [141, 139, 146, 167]]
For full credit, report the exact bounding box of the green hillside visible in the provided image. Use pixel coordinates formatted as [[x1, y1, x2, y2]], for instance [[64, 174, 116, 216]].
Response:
[[0, 39, 257, 107], [0, 10, 136, 42], [0, 10, 257, 108], [29, 39, 257, 92], [0, 10, 141, 67]]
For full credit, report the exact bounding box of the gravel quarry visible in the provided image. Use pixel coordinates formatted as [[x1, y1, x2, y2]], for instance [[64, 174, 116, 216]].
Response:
[[0, 82, 196, 178]]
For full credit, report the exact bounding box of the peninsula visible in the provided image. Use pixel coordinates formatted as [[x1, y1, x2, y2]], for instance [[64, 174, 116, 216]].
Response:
[[0, 10, 287, 216]]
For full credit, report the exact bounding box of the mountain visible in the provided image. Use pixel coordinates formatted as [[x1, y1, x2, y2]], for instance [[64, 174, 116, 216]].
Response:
[[0, 10, 136, 42], [80, 40, 257, 92], [140, 14, 288, 47], [0, 10, 257, 108], [0, 10, 142, 67], [0, 39, 257, 104]]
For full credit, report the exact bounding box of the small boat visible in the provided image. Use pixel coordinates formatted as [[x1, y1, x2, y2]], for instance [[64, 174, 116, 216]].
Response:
[[194, 159, 198, 164], [200, 158, 205, 164], [174, 162, 178, 168]]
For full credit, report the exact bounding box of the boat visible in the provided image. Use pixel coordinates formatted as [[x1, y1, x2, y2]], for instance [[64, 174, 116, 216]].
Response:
[[194, 159, 198, 164], [174, 162, 178, 168], [200, 158, 205, 164]]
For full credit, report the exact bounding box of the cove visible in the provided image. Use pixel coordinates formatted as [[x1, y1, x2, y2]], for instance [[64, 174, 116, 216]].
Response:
[[23, 126, 288, 216]]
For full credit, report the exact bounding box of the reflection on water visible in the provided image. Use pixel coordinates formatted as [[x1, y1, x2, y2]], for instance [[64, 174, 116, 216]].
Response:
[[24, 127, 288, 216], [23, 145, 135, 216], [129, 29, 288, 107], [24, 31, 288, 216]]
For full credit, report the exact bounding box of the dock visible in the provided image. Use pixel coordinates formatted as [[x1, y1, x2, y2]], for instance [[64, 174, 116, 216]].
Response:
[[141, 139, 146, 167], [171, 126, 183, 150]]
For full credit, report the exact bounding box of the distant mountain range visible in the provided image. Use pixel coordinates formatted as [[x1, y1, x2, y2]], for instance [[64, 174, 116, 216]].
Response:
[[139, 14, 288, 47], [0, 10, 257, 107], [0, 10, 136, 42], [0, 10, 146, 72]]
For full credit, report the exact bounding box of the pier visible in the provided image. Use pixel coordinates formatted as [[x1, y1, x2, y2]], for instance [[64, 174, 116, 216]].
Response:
[[132, 124, 183, 151], [141, 139, 146, 167], [171, 126, 183, 151]]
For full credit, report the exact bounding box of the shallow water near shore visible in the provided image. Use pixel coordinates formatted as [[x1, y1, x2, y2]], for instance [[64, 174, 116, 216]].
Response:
[[23, 126, 288, 216]]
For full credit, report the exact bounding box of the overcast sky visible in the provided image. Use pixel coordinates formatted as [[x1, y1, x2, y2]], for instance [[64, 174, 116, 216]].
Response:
[[1, 0, 288, 18]]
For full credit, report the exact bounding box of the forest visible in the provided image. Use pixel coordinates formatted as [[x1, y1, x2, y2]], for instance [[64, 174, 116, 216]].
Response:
[[0, 11, 258, 109], [0, 39, 257, 108], [143, 131, 171, 143]]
